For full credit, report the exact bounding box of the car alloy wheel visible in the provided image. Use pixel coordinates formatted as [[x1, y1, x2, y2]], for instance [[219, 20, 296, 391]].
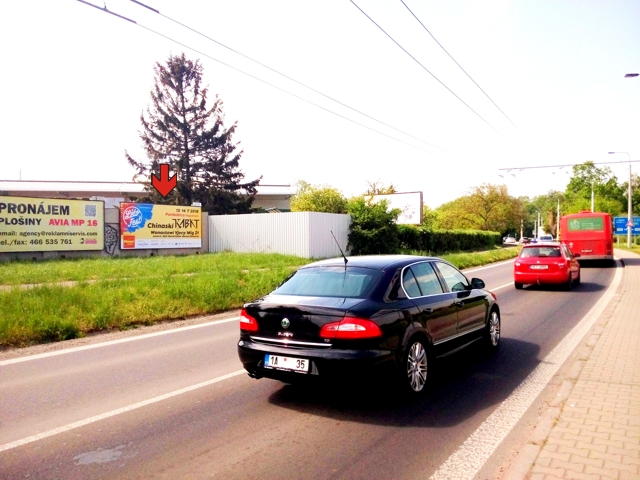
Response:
[[405, 340, 428, 393], [565, 274, 573, 291], [487, 310, 500, 348]]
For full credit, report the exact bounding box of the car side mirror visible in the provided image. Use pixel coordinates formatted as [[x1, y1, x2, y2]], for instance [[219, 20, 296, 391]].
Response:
[[471, 278, 485, 289]]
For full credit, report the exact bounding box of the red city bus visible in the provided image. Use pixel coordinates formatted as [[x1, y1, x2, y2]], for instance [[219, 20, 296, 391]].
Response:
[[559, 212, 614, 261]]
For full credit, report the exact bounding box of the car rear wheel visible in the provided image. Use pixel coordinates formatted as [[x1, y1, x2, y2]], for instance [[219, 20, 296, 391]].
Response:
[[403, 339, 429, 394], [564, 274, 573, 291], [485, 309, 500, 349], [514, 282, 523, 290]]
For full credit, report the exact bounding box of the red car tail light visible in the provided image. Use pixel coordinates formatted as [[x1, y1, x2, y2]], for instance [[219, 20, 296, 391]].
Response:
[[320, 318, 382, 339], [239, 309, 259, 331]]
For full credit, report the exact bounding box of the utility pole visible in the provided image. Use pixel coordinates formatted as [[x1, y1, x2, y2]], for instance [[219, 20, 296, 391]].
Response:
[[556, 198, 560, 239], [608, 152, 633, 248], [520, 218, 524, 240]]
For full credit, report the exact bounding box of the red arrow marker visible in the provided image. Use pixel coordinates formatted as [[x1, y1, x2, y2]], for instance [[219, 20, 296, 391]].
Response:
[[151, 164, 177, 198]]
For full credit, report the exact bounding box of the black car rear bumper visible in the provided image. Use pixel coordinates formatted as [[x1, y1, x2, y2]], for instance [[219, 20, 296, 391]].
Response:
[[237, 339, 396, 381]]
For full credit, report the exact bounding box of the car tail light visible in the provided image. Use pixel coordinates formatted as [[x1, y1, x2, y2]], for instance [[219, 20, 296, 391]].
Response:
[[239, 309, 259, 331], [515, 261, 521, 267], [489, 291, 497, 301], [320, 318, 382, 339]]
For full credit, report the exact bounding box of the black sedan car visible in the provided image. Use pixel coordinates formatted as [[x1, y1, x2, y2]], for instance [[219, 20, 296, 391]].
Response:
[[237, 255, 500, 394]]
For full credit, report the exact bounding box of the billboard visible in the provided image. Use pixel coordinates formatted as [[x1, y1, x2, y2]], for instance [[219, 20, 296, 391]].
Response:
[[0, 196, 104, 252], [364, 191, 423, 225], [120, 203, 202, 249]]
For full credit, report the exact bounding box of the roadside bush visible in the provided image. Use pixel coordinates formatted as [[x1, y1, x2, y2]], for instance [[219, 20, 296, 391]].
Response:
[[290, 181, 347, 213], [347, 197, 400, 255], [397, 225, 501, 254]]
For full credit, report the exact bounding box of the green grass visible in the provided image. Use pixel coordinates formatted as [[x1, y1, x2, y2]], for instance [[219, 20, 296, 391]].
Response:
[[0, 252, 309, 285], [0, 249, 518, 348], [404, 245, 521, 269], [614, 243, 640, 254]]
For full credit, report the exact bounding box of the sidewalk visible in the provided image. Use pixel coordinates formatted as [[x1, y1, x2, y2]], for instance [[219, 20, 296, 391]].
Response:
[[505, 249, 640, 480]]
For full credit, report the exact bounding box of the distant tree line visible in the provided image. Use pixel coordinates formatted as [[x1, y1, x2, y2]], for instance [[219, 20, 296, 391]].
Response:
[[290, 161, 639, 248]]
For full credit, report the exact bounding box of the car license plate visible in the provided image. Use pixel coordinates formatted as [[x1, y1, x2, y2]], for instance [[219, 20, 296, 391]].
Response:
[[530, 265, 548, 270], [264, 354, 309, 373]]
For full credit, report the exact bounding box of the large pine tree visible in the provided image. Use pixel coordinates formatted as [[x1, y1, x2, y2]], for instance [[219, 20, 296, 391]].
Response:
[[126, 53, 261, 214]]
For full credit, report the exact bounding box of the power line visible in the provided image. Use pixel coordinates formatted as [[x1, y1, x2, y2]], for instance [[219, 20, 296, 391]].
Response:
[[399, 0, 518, 130], [348, 0, 505, 139], [126, 0, 454, 156], [75, 0, 453, 159], [499, 159, 640, 172], [77, 0, 136, 23]]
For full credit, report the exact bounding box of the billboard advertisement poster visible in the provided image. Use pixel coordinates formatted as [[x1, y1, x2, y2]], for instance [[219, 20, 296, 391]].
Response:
[[120, 203, 202, 249], [364, 192, 423, 225], [0, 196, 104, 252]]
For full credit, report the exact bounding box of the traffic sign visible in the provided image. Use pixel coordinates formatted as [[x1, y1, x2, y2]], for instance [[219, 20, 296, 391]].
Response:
[[614, 216, 640, 235]]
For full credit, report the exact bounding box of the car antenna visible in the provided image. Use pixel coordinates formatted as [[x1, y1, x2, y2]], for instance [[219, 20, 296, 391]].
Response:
[[331, 231, 348, 269]]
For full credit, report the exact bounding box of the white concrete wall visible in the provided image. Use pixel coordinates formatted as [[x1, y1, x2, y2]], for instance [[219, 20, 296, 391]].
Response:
[[209, 212, 351, 258]]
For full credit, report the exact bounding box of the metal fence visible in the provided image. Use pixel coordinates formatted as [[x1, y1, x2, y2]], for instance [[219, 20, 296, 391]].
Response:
[[209, 212, 351, 258]]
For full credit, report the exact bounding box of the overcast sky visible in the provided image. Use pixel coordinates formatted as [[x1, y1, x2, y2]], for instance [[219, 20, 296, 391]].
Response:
[[1, 0, 639, 208]]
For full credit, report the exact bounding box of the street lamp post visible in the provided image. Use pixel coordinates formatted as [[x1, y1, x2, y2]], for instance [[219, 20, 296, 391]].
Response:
[[608, 151, 632, 247]]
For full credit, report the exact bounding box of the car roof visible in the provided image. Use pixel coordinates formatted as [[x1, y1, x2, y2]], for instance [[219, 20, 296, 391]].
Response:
[[303, 254, 442, 270], [523, 242, 562, 247]]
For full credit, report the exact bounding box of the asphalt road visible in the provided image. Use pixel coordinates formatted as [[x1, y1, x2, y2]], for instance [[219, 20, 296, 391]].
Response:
[[0, 259, 618, 479]]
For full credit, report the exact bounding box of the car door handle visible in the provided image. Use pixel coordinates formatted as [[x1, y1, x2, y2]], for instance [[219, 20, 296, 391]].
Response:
[[455, 302, 464, 309], [423, 308, 433, 315]]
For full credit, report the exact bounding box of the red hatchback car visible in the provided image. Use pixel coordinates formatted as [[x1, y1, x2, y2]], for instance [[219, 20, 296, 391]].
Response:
[[514, 243, 581, 290]]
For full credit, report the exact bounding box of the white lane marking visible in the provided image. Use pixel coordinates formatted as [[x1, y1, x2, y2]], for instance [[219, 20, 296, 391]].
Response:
[[429, 261, 623, 480], [490, 282, 513, 292], [0, 316, 240, 366], [465, 258, 515, 274], [0, 369, 246, 453]]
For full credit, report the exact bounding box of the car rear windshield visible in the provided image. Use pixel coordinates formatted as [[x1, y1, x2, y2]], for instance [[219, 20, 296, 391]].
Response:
[[521, 247, 562, 258], [273, 266, 383, 298]]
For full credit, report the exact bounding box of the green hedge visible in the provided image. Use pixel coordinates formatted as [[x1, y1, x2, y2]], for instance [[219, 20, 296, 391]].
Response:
[[347, 198, 401, 255], [397, 225, 501, 253]]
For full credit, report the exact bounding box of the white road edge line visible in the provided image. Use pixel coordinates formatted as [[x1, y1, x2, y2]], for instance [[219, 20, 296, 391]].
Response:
[[0, 369, 246, 453], [0, 316, 240, 366], [429, 260, 623, 480], [490, 282, 513, 292], [465, 258, 515, 274]]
